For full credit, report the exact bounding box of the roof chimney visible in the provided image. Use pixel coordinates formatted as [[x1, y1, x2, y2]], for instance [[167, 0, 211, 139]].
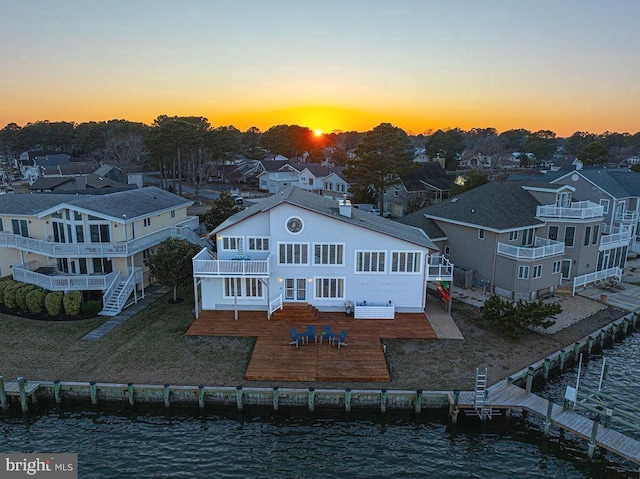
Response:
[[338, 198, 352, 217]]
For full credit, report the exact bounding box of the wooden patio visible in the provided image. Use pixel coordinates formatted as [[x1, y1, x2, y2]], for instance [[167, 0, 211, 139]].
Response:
[[186, 307, 437, 383]]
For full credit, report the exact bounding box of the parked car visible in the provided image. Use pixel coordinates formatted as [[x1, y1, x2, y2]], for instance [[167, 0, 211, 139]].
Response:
[[231, 194, 243, 205]]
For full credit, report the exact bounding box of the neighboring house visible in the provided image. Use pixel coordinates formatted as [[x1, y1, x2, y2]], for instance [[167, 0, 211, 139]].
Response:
[[30, 173, 131, 192], [297, 164, 350, 199], [0, 186, 204, 316], [383, 163, 452, 218], [625, 156, 640, 165], [548, 169, 640, 254], [257, 162, 300, 193], [192, 187, 453, 318], [413, 181, 627, 300], [17, 151, 71, 184]]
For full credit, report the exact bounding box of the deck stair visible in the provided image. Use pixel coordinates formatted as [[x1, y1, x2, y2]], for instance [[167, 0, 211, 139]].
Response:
[[473, 367, 492, 420], [270, 303, 319, 322], [99, 279, 134, 316]]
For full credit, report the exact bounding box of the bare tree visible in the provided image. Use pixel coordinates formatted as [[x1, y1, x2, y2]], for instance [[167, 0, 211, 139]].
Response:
[[97, 133, 148, 173]]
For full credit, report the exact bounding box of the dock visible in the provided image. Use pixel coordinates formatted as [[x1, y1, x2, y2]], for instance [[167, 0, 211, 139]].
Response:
[[453, 381, 640, 466], [0, 376, 41, 412]]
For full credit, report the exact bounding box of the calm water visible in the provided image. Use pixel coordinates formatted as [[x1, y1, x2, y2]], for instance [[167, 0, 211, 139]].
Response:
[[1, 334, 639, 478]]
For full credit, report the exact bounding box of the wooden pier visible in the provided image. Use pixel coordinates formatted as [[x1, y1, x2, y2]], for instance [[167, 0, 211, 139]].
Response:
[[453, 381, 640, 466], [0, 376, 40, 412]]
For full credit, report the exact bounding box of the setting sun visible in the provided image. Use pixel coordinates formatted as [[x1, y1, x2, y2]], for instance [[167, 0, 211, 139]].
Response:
[[313, 129, 323, 137]]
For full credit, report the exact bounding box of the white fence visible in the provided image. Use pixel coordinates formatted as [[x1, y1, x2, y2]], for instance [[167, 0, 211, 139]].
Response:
[[572, 267, 622, 295], [354, 302, 395, 319], [497, 237, 565, 260]]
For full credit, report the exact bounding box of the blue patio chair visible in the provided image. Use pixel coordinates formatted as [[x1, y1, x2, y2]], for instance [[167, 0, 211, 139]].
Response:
[[322, 325, 337, 344], [290, 328, 303, 348], [336, 329, 348, 349], [301, 325, 319, 344]]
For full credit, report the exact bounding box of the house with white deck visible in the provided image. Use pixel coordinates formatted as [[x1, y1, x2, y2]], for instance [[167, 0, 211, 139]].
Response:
[[192, 187, 453, 319], [0, 187, 204, 315]]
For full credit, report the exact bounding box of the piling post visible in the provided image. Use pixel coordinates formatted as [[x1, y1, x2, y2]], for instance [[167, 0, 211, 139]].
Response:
[[573, 342, 580, 362], [198, 385, 205, 409], [272, 387, 279, 412], [127, 383, 134, 406], [163, 384, 171, 408], [544, 399, 554, 436], [451, 390, 460, 425], [543, 358, 551, 381], [54, 380, 62, 405], [621, 317, 629, 336], [525, 367, 534, 393], [308, 388, 315, 412], [380, 389, 387, 413], [236, 386, 243, 410], [599, 329, 606, 350], [344, 389, 352, 413], [0, 376, 7, 411], [587, 421, 599, 458], [587, 336, 594, 355], [610, 323, 618, 341], [90, 381, 98, 406], [414, 390, 423, 414], [17, 377, 28, 412], [604, 408, 613, 428], [559, 350, 566, 371]]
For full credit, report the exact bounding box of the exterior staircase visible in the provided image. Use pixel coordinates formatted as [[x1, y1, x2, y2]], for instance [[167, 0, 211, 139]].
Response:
[[270, 303, 319, 322], [99, 270, 139, 316], [473, 367, 492, 420]]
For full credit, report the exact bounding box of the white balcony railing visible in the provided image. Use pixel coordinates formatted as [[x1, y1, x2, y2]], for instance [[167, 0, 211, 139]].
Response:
[[12, 261, 120, 291], [615, 211, 639, 223], [536, 201, 604, 220], [572, 267, 622, 295], [599, 230, 632, 250], [426, 254, 454, 281], [497, 237, 565, 260], [0, 217, 202, 258], [192, 248, 270, 277]]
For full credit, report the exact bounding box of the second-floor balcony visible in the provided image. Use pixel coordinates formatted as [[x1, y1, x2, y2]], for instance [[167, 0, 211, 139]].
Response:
[[614, 210, 639, 223], [0, 217, 202, 258], [599, 229, 632, 251], [497, 237, 565, 260], [192, 248, 270, 277], [536, 201, 604, 220]]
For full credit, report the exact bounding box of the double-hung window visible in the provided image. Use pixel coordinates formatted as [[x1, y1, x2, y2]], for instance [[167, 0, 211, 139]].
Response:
[[314, 278, 345, 299], [518, 265, 529, 279], [391, 252, 421, 273], [533, 265, 542, 278], [314, 243, 344, 265], [248, 237, 269, 251], [279, 243, 308, 265], [222, 237, 243, 251]]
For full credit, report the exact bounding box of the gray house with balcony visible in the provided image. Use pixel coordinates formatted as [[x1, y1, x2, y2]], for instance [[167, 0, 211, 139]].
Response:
[[411, 181, 627, 300]]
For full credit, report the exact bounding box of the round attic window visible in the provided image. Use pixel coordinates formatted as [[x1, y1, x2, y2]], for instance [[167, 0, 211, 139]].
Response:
[[286, 217, 303, 234], [571, 173, 579, 181]]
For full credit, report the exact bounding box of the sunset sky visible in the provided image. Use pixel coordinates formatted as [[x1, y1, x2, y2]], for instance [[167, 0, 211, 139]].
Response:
[[1, 1, 639, 136]]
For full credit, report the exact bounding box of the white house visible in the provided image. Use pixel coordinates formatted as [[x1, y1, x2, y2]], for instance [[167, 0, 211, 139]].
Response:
[[193, 187, 453, 318]]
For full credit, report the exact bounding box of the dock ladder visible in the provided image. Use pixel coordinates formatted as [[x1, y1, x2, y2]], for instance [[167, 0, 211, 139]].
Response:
[[474, 367, 492, 420]]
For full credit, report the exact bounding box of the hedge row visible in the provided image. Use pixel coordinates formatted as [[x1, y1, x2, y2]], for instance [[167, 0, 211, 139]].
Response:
[[0, 278, 102, 319]]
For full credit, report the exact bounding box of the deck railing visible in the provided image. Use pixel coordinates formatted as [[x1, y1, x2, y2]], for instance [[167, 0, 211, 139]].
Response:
[[599, 230, 632, 250], [12, 261, 120, 291], [536, 201, 603, 219], [497, 237, 565, 260], [269, 295, 283, 319], [0, 217, 202, 258], [572, 267, 622, 295], [193, 248, 270, 277], [615, 211, 639, 223], [426, 254, 454, 281]]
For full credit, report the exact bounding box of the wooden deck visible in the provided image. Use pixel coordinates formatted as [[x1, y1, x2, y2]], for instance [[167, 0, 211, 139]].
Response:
[[186, 309, 436, 383], [455, 382, 640, 466]]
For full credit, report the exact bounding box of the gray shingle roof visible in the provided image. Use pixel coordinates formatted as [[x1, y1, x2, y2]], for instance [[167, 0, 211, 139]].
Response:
[[420, 181, 545, 231], [0, 186, 191, 220], [396, 211, 446, 240], [214, 186, 437, 250]]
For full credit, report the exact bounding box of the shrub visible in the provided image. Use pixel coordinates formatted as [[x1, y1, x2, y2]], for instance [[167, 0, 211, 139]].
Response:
[[482, 294, 561, 338], [80, 299, 103, 318], [0, 280, 16, 306], [3, 282, 20, 309], [16, 284, 38, 311], [45, 292, 64, 316], [63, 290, 83, 317], [26, 288, 48, 314]]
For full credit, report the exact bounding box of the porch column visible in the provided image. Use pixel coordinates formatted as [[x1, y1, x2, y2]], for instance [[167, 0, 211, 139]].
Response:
[[193, 277, 199, 319]]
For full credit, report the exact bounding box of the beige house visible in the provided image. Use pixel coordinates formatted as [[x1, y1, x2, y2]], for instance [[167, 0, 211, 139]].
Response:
[[0, 186, 203, 315]]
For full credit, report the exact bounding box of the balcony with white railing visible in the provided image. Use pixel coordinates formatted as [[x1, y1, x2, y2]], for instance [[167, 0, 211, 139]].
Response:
[[497, 237, 565, 260], [614, 210, 639, 223], [536, 201, 604, 220], [426, 254, 454, 281], [12, 260, 120, 291], [0, 217, 203, 258], [599, 229, 632, 251], [192, 248, 270, 277]]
